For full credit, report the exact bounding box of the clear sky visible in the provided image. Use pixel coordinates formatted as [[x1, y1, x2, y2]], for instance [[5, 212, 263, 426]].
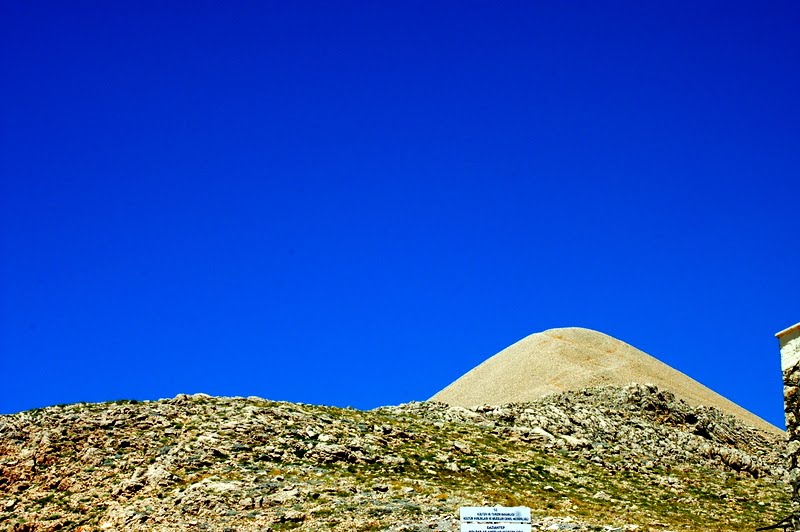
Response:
[[1, 1, 797, 429]]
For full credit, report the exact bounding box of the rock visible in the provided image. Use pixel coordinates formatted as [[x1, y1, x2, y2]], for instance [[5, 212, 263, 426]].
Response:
[[381, 454, 406, 466], [278, 509, 306, 522], [560, 434, 591, 450], [452, 441, 472, 454], [270, 488, 300, 503], [531, 427, 556, 441], [308, 443, 352, 463], [143, 465, 177, 487]]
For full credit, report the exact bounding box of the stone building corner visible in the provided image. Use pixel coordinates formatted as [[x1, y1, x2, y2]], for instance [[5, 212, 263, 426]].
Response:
[[778, 322, 800, 528]]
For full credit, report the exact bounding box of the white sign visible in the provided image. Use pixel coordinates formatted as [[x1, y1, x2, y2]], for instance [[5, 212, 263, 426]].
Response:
[[459, 506, 531, 523], [460, 524, 532, 532]]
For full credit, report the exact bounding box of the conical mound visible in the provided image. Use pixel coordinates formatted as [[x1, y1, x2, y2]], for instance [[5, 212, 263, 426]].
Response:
[[431, 327, 780, 434]]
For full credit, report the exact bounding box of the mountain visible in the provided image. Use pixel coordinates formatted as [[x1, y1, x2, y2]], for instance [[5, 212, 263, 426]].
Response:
[[431, 327, 780, 434], [0, 387, 791, 531]]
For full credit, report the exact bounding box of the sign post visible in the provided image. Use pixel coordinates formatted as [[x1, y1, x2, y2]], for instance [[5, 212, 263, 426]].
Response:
[[459, 506, 532, 532]]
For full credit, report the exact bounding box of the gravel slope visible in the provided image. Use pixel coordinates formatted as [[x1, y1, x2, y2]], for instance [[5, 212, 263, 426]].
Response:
[[431, 327, 780, 434]]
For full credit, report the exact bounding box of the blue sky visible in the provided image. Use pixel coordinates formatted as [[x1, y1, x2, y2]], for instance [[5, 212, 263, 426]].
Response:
[[1, 1, 797, 429]]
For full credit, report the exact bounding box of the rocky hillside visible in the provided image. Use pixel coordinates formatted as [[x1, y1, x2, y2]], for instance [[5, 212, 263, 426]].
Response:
[[0, 384, 791, 531]]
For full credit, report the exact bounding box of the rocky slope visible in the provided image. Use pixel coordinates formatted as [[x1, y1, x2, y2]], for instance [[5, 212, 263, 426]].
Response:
[[0, 385, 791, 531]]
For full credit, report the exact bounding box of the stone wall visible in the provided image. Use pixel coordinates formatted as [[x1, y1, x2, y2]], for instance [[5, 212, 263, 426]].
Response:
[[779, 324, 800, 528]]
